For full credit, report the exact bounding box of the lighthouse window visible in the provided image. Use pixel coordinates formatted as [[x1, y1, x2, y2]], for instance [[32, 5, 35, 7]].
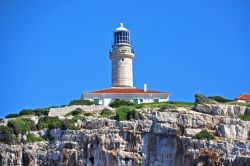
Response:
[[114, 31, 130, 44]]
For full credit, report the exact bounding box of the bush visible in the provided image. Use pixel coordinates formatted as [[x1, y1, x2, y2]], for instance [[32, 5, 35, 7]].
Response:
[[193, 129, 215, 140], [170, 109, 179, 113], [5, 114, 19, 119], [60, 119, 79, 130], [37, 116, 62, 129], [68, 99, 94, 106], [100, 108, 114, 118], [26, 133, 44, 143], [115, 106, 134, 121], [195, 93, 216, 104], [19, 109, 36, 116], [34, 108, 50, 116], [65, 108, 83, 116], [239, 114, 250, 121], [127, 110, 144, 120], [7, 118, 37, 135], [208, 96, 232, 103], [109, 99, 134, 108], [84, 112, 92, 116], [135, 104, 143, 109], [0, 125, 19, 144], [71, 115, 81, 123]]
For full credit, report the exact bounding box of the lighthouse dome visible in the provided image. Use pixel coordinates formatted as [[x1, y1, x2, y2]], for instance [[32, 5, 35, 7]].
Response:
[[115, 23, 129, 32], [114, 23, 130, 44]]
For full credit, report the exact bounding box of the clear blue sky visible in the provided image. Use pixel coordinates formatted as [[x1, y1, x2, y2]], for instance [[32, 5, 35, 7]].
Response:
[[0, 0, 249, 117]]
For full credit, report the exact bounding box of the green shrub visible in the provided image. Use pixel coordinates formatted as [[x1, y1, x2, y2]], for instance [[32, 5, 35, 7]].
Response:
[[34, 108, 50, 116], [158, 105, 175, 112], [19, 109, 36, 116], [127, 110, 144, 120], [135, 104, 143, 109], [7, 118, 37, 135], [170, 109, 179, 113], [100, 108, 114, 118], [109, 99, 134, 108], [65, 108, 83, 116], [0, 125, 19, 144], [239, 114, 250, 121], [115, 106, 134, 121], [26, 133, 43, 143], [71, 115, 81, 123], [84, 112, 92, 116], [68, 99, 94, 106], [208, 96, 232, 103], [37, 116, 62, 129], [195, 93, 217, 104], [193, 129, 215, 140], [5, 114, 19, 119], [60, 119, 79, 130]]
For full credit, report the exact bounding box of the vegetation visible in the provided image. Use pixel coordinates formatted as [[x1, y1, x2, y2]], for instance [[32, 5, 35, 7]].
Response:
[[109, 99, 134, 108], [5, 114, 19, 119], [170, 109, 179, 113], [71, 115, 81, 123], [100, 108, 114, 118], [140, 101, 194, 109], [239, 114, 250, 121], [193, 129, 215, 140], [26, 133, 44, 143], [127, 109, 144, 120], [195, 93, 217, 104], [208, 96, 232, 103], [19, 109, 36, 116], [65, 108, 84, 116], [60, 119, 79, 130], [115, 106, 143, 121], [68, 99, 94, 106], [84, 112, 93, 116], [115, 106, 134, 121], [7, 118, 37, 135], [37, 116, 62, 129], [135, 104, 143, 109], [0, 125, 19, 144]]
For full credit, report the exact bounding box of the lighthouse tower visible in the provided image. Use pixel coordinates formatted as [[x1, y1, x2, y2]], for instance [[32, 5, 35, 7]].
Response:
[[109, 23, 135, 87], [82, 23, 170, 106]]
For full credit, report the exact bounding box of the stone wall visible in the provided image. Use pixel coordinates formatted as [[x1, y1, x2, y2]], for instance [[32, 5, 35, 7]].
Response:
[[48, 105, 112, 117]]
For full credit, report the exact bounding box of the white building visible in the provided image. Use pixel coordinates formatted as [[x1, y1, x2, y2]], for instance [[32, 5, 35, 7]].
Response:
[[82, 23, 170, 106]]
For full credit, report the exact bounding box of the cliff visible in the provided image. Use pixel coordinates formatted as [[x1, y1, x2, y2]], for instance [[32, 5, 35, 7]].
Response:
[[0, 104, 250, 166]]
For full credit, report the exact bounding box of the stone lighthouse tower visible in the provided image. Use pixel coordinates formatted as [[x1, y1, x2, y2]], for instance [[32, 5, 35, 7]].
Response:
[[109, 23, 135, 87]]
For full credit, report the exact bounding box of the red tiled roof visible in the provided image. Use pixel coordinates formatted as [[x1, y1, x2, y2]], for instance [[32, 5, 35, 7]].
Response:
[[85, 87, 168, 94], [236, 93, 250, 100]]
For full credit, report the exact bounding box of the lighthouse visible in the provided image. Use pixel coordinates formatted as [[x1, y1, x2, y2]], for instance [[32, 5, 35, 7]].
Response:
[[110, 23, 134, 87], [82, 23, 170, 106]]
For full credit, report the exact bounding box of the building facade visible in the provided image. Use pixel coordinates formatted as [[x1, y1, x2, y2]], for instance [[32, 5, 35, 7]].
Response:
[[82, 23, 170, 106], [235, 93, 250, 102]]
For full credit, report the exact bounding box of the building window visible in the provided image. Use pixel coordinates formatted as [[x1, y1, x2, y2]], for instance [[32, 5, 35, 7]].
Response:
[[94, 99, 99, 105], [140, 99, 143, 102], [122, 58, 124, 61], [133, 99, 139, 104], [154, 99, 159, 103]]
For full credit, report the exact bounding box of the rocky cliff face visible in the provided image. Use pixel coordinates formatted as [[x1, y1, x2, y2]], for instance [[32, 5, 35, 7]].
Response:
[[0, 107, 250, 166]]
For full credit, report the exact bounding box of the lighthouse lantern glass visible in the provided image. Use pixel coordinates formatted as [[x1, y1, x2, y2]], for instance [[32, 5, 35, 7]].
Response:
[[114, 31, 130, 44]]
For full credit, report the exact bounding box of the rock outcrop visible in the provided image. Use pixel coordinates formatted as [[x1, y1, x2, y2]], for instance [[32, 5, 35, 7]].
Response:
[[193, 104, 250, 117], [0, 106, 250, 166]]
